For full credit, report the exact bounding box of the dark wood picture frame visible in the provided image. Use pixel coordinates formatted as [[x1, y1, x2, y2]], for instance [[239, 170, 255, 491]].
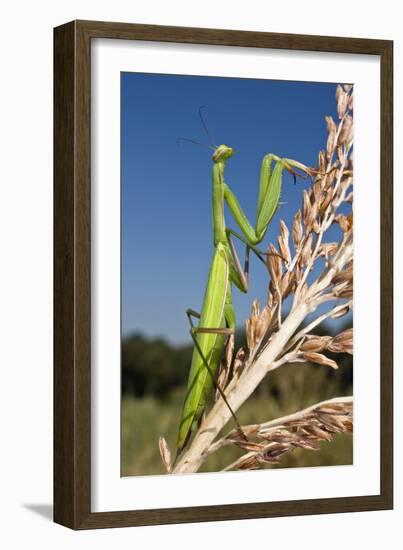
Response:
[[54, 19, 393, 530]]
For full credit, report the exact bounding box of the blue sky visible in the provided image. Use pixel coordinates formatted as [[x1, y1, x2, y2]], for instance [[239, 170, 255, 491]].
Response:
[[121, 73, 348, 345]]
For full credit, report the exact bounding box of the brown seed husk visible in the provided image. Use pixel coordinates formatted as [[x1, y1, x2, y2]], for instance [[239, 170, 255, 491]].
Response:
[[158, 436, 172, 473], [325, 116, 337, 156], [339, 114, 353, 145], [236, 455, 260, 470], [267, 244, 282, 286], [293, 210, 303, 248], [328, 328, 353, 354], [302, 352, 339, 370], [232, 347, 247, 378], [300, 335, 332, 353]]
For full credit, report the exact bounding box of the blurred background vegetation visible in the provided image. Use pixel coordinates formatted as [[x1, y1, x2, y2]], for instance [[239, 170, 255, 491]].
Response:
[[121, 319, 352, 476]]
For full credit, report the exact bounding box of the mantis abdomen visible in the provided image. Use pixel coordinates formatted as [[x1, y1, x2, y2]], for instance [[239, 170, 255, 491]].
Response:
[[177, 243, 230, 449]]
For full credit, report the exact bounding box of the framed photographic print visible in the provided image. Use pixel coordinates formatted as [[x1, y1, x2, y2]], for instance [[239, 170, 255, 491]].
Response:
[[54, 20, 393, 529]]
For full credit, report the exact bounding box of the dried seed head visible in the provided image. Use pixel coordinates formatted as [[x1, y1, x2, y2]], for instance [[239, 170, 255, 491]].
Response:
[[331, 265, 353, 285], [300, 234, 313, 266], [158, 436, 172, 473], [279, 219, 290, 241], [278, 220, 291, 263], [259, 430, 296, 444], [328, 328, 353, 354], [227, 396, 353, 470], [215, 361, 229, 402], [246, 300, 271, 351], [295, 263, 303, 285], [300, 335, 332, 353], [313, 179, 323, 203], [335, 286, 353, 299], [339, 114, 353, 145], [334, 213, 353, 233], [343, 419, 353, 432], [225, 333, 235, 365], [335, 83, 342, 102], [319, 189, 333, 217], [337, 144, 344, 163], [302, 190, 311, 226], [236, 455, 260, 470], [215, 334, 234, 400], [232, 346, 247, 378], [291, 438, 321, 451], [279, 271, 294, 299], [234, 440, 265, 452], [267, 289, 275, 308], [261, 304, 272, 327], [323, 168, 337, 191], [336, 85, 349, 119], [261, 443, 290, 462], [303, 424, 333, 442], [267, 244, 282, 286], [317, 242, 338, 257], [348, 91, 354, 111], [293, 210, 303, 248], [317, 413, 347, 433], [318, 150, 327, 174], [316, 403, 351, 414], [325, 115, 337, 135], [331, 304, 351, 319], [254, 317, 266, 343], [245, 319, 253, 351], [278, 236, 291, 265], [305, 199, 318, 234], [325, 116, 337, 157], [302, 351, 339, 370]]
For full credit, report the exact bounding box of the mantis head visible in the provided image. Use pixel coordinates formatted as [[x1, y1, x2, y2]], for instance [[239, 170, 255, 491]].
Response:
[[212, 144, 235, 163]]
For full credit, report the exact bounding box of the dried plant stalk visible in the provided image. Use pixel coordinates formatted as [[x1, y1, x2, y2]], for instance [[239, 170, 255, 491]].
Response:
[[218, 396, 352, 470]]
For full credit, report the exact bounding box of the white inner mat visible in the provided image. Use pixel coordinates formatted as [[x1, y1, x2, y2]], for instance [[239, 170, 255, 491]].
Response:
[[91, 38, 380, 512]]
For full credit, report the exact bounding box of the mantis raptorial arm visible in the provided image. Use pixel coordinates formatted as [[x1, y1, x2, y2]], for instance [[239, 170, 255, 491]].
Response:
[[224, 154, 307, 245]]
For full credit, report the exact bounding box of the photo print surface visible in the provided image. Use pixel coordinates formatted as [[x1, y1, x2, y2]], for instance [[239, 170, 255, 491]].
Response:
[[121, 72, 353, 477]]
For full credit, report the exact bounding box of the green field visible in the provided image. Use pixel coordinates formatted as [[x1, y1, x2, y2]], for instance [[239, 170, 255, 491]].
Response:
[[122, 358, 353, 476]]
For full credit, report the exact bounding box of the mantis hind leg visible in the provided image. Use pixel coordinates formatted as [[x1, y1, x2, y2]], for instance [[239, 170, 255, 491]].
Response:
[[186, 308, 233, 335], [185, 306, 247, 441]]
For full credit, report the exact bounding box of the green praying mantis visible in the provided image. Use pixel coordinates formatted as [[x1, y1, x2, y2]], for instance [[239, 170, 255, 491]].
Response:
[[175, 116, 309, 455]]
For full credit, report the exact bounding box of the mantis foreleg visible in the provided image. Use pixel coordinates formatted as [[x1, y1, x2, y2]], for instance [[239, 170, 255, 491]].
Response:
[[224, 154, 307, 245]]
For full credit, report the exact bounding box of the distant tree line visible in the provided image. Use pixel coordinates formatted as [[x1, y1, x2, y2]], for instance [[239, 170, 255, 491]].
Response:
[[122, 321, 352, 399]]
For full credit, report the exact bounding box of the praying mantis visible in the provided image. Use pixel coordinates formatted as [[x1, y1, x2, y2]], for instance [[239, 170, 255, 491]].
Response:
[[176, 123, 309, 455]]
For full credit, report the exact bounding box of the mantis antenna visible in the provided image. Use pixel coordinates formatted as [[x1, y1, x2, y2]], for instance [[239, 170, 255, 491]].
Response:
[[198, 105, 217, 148], [176, 106, 217, 150], [176, 137, 215, 150]]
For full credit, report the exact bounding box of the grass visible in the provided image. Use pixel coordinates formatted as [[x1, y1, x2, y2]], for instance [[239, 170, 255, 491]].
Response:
[[121, 361, 352, 476]]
